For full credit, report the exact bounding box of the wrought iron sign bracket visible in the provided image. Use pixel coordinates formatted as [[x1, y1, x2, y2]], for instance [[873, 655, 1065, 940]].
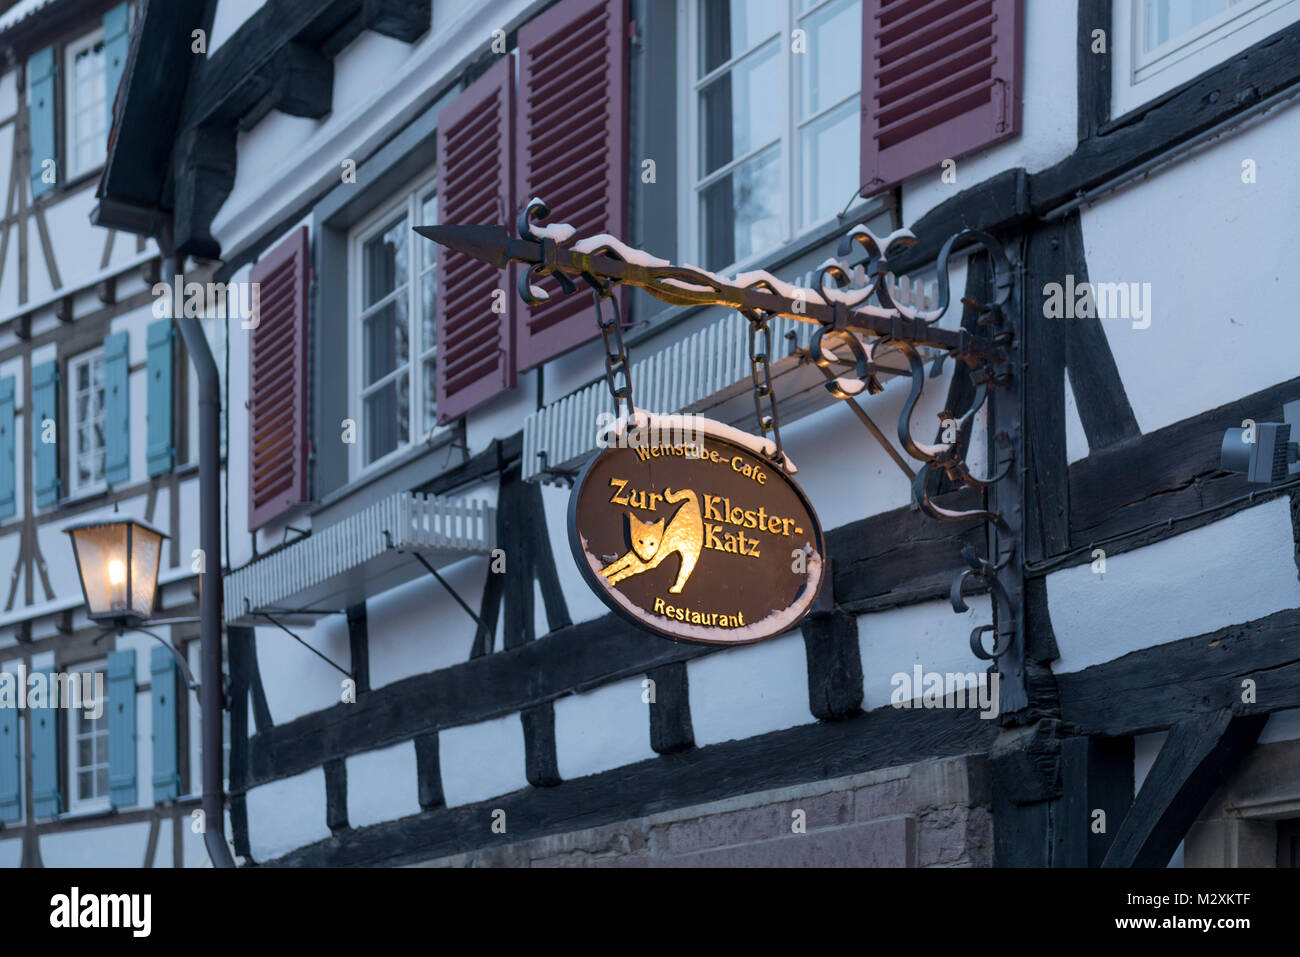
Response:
[[416, 200, 1028, 708]]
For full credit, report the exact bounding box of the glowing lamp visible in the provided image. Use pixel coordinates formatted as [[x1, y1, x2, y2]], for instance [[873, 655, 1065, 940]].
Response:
[[64, 514, 166, 625]]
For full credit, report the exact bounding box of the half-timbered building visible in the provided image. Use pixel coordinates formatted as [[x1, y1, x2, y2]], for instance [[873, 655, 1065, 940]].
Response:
[[7, 0, 1300, 868], [0, 0, 223, 867]]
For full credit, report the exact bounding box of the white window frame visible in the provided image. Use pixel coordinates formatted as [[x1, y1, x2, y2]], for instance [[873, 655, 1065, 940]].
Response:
[[63, 26, 108, 181], [66, 661, 110, 814], [347, 168, 441, 478], [1112, 0, 1300, 119], [66, 348, 107, 497], [677, 0, 865, 276]]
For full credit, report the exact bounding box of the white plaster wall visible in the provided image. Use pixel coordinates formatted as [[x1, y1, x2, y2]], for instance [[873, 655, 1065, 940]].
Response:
[[1080, 101, 1300, 434], [1063, 369, 1091, 464], [899, 0, 1079, 225], [153, 820, 172, 868], [366, 556, 488, 689], [553, 674, 655, 780], [245, 767, 330, 862], [208, 0, 265, 55], [40, 820, 151, 866], [857, 594, 995, 710], [1049, 499, 1300, 674], [0, 836, 20, 867], [439, 711, 528, 807], [254, 614, 351, 723], [1259, 708, 1300, 743], [539, 482, 607, 626], [687, 629, 813, 747], [346, 739, 421, 828]]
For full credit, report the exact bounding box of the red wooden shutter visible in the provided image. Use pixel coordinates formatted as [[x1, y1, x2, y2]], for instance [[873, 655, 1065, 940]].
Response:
[[248, 226, 310, 530], [514, 0, 628, 371], [860, 0, 1022, 197], [436, 56, 517, 423]]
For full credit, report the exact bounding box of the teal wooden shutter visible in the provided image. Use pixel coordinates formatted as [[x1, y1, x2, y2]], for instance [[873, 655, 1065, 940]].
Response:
[[30, 668, 60, 817], [146, 319, 174, 475], [30, 360, 59, 507], [150, 645, 180, 802], [103, 3, 130, 132], [0, 670, 20, 822], [28, 47, 56, 199], [0, 377, 15, 519], [107, 649, 136, 807], [103, 331, 130, 484]]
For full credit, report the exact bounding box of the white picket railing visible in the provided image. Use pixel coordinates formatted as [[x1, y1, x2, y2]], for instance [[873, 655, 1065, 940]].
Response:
[[223, 492, 495, 624]]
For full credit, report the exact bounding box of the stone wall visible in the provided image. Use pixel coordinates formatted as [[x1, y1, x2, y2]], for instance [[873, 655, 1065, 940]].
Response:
[[413, 753, 992, 867]]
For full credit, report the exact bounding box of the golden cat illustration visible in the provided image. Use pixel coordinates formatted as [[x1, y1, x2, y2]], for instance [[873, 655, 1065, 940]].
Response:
[[600, 488, 703, 594]]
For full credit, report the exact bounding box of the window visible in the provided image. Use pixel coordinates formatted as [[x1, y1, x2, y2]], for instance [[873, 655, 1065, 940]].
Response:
[[68, 665, 109, 811], [67, 349, 106, 496], [683, 0, 862, 273], [1113, 0, 1300, 117], [349, 174, 439, 472], [64, 28, 108, 179]]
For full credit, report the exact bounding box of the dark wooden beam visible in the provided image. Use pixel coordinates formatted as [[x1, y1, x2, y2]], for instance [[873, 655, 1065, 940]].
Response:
[[1076, 0, 1111, 141], [646, 660, 693, 755], [1033, 18, 1300, 214], [267, 703, 998, 866], [172, 124, 236, 260], [346, 602, 369, 694], [1058, 606, 1300, 736], [237, 41, 334, 132], [890, 167, 1031, 275], [801, 608, 864, 719], [1065, 375, 1300, 557], [241, 491, 993, 791], [1101, 709, 1267, 867], [1055, 734, 1132, 867], [361, 0, 431, 43]]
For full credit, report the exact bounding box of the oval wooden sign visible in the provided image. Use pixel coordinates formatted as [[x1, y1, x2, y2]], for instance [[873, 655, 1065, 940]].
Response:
[[568, 416, 825, 645]]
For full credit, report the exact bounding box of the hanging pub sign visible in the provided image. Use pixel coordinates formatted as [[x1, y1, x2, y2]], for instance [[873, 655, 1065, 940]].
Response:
[[568, 412, 825, 645]]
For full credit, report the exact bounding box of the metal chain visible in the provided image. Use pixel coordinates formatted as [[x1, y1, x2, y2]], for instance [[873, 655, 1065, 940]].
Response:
[[595, 288, 635, 422], [745, 308, 786, 469]]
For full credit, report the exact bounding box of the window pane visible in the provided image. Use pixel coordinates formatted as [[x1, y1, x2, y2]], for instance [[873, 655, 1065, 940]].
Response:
[[364, 377, 409, 464], [801, 97, 859, 228], [94, 735, 107, 764], [363, 216, 408, 308], [420, 193, 438, 272], [699, 146, 782, 271], [421, 272, 436, 352], [699, 0, 782, 74], [423, 357, 437, 426], [79, 770, 93, 798], [78, 737, 92, 765], [1143, 0, 1237, 51], [96, 767, 108, 797], [699, 39, 781, 176], [800, 0, 860, 118], [363, 298, 408, 386]]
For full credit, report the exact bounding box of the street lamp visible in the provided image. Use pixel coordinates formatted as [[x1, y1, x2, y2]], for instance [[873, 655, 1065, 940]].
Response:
[[64, 513, 166, 627]]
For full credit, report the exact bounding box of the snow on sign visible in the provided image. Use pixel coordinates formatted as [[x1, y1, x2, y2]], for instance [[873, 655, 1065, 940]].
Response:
[[568, 413, 825, 645]]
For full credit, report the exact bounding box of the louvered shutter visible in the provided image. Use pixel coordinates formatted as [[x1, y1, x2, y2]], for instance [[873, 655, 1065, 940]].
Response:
[[103, 3, 130, 132], [0, 377, 15, 519], [31, 360, 59, 508], [145, 318, 175, 475], [103, 330, 130, 484], [0, 669, 19, 822], [107, 648, 137, 807], [515, 0, 629, 371], [150, 645, 180, 802], [248, 227, 310, 529], [28, 47, 56, 199], [435, 56, 517, 423], [860, 0, 1022, 197], [30, 668, 60, 817]]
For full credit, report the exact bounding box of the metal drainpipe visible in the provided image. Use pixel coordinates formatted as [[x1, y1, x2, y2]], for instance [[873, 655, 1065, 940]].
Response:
[[161, 239, 236, 868]]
